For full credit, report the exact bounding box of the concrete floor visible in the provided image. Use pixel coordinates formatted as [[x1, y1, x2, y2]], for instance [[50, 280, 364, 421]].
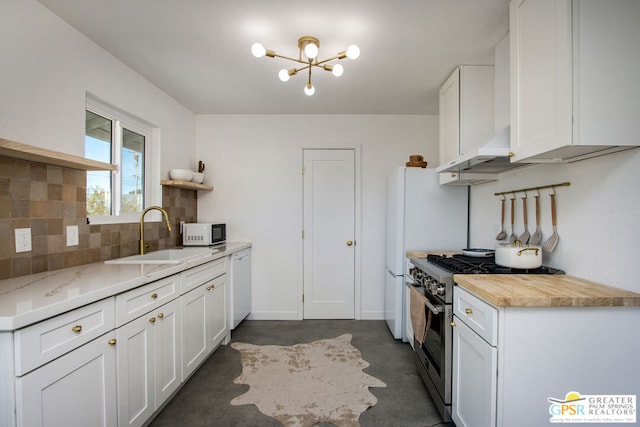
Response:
[[149, 320, 455, 427]]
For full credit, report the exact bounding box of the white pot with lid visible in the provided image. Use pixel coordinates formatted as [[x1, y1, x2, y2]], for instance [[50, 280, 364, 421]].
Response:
[[495, 240, 542, 269]]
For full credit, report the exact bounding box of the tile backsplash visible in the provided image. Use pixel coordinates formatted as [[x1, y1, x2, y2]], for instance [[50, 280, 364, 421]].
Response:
[[0, 156, 198, 279]]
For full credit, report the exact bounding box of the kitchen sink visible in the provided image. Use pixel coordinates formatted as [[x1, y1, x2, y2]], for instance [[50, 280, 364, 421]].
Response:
[[105, 247, 217, 264]]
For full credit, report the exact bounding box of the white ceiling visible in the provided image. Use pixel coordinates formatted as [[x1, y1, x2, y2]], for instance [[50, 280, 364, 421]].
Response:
[[37, 0, 510, 115]]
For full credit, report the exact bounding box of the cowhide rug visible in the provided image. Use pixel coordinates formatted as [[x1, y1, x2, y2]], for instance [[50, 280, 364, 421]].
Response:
[[230, 334, 386, 427]]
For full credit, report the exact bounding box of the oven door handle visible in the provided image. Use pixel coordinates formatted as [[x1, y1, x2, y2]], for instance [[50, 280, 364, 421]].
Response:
[[425, 299, 444, 315]]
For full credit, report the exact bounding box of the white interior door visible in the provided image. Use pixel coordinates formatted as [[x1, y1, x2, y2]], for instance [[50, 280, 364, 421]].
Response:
[[303, 149, 355, 319]]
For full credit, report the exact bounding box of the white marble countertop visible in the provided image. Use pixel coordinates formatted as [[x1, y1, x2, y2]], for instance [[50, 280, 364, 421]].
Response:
[[0, 242, 251, 331]]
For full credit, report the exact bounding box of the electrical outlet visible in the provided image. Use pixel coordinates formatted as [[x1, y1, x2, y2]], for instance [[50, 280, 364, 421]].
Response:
[[66, 225, 79, 246], [15, 228, 32, 253]]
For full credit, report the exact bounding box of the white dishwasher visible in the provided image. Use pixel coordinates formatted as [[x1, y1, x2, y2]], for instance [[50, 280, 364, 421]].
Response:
[[229, 248, 251, 330]]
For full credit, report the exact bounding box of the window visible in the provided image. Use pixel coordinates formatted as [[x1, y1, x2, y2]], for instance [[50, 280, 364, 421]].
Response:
[[85, 96, 158, 224]]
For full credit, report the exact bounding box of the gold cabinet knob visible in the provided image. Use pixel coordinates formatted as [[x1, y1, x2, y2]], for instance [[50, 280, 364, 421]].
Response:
[[465, 308, 473, 315], [451, 173, 457, 178], [450, 321, 457, 327], [108, 339, 117, 346], [206, 285, 214, 291], [157, 313, 164, 319], [149, 317, 156, 323], [346, 240, 354, 246], [72, 325, 82, 333], [151, 293, 158, 299]]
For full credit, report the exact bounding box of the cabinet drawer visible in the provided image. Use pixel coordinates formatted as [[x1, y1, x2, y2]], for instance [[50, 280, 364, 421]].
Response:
[[180, 257, 226, 294], [116, 275, 179, 326], [14, 298, 115, 376], [454, 286, 498, 346]]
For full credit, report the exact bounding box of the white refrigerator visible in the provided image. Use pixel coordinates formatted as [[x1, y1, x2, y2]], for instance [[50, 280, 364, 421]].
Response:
[[385, 167, 468, 340]]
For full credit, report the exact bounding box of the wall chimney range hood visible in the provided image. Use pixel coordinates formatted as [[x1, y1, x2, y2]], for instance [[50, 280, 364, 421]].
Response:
[[435, 127, 525, 175]]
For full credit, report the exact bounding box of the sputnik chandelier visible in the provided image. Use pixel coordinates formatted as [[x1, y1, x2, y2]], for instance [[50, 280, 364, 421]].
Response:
[[251, 36, 360, 96]]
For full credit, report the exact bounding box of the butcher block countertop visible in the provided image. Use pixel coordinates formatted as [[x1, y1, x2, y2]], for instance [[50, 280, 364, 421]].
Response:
[[406, 250, 457, 258], [454, 274, 640, 307]]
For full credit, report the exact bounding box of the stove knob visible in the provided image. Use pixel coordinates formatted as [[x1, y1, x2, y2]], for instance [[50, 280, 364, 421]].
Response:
[[429, 282, 439, 294], [436, 286, 446, 296]]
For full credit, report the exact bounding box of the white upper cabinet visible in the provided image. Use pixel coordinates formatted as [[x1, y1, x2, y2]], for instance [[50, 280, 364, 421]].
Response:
[[439, 66, 495, 167], [493, 33, 510, 134], [510, 0, 640, 163]]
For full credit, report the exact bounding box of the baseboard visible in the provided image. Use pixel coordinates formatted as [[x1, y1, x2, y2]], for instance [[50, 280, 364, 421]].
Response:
[[247, 311, 301, 321], [359, 310, 384, 320], [247, 311, 384, 321]]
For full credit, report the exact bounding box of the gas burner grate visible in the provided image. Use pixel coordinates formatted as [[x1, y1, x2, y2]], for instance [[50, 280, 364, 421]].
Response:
[[426, 254, 564, 275]]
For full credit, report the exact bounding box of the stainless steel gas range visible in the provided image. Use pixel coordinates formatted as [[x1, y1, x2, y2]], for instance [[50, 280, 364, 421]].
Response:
[[407, 253, 563, 421]]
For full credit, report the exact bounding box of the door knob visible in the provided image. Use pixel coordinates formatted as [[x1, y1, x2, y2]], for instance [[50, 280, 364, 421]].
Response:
[[346, 240, 354, 246]]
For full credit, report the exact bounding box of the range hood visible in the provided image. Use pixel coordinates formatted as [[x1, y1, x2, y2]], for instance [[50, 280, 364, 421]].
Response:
[[436, 127, 525, 175]]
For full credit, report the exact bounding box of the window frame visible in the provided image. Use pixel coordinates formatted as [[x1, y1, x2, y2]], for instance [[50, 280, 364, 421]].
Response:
[[85, 95, 161, 225]]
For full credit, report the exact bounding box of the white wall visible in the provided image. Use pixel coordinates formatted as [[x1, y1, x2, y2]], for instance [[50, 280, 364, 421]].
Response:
[[0, 0, 196, 176], [196, 115, 437, 319], [469, 147, 640, 293]]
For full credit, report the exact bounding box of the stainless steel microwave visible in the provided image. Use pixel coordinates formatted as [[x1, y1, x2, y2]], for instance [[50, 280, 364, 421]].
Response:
[[182, 223, 226, 246]]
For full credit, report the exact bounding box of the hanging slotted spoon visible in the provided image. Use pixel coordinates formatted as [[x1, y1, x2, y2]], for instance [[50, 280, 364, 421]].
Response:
[[496, 197, 507, 240], [518, 195, 530, 244], [542, 192, 559, 252], [508, 196, 517, 243], [529, 194, 542, 245]]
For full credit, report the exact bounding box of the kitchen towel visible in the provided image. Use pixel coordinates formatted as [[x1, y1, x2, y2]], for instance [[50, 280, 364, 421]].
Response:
[[410, 286, 428, 345]]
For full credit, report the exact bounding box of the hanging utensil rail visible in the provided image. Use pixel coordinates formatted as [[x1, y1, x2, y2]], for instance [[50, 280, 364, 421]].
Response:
[[494, 182, 570, 197]]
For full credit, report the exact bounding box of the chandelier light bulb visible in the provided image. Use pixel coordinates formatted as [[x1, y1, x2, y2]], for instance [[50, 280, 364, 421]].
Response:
[[346, 45, 360, 60], [304, 83, 315, 96], [251, 42, 266, 58], [304, 42, 319, 59], [332, 64, 344, 77], [278, 69, 290, 82]]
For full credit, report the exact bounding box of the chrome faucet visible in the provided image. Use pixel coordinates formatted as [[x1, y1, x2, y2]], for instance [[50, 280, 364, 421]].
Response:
[[139, 206, 172, 254]]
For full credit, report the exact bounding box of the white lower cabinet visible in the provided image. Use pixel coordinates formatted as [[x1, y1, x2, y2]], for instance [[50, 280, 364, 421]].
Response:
[[452, 285, 640, 426], [181, 274, 227, 381], [452, 317, 497, 427], [15, 332, 117, 427], [116, 298, 182, 427], [6, 255, 232, 427]]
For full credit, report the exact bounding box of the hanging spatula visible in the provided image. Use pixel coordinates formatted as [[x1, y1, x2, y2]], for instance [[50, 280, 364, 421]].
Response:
[[518, 196, 530, 244], [509, 196, 517, 243], [496, 198, 507, 240], [529, 195, 542, 245], [542, 193, 559, 252]]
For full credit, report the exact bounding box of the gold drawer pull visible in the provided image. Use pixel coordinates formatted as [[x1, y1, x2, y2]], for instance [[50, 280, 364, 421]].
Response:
[[108, 339, 117, 345], [149, 317, 156, 323], [72, 325, 82, 333], [465, 308, 473, 315], [151, 293, 158, 299], [450, 321, 457, 327], [207, 285, 214, 291], [157, 313, 164, 319]]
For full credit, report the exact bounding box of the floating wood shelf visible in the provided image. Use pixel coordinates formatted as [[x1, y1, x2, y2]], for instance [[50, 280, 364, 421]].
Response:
[[0, 138, 115, 171], [160, 180, 213, 191]]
